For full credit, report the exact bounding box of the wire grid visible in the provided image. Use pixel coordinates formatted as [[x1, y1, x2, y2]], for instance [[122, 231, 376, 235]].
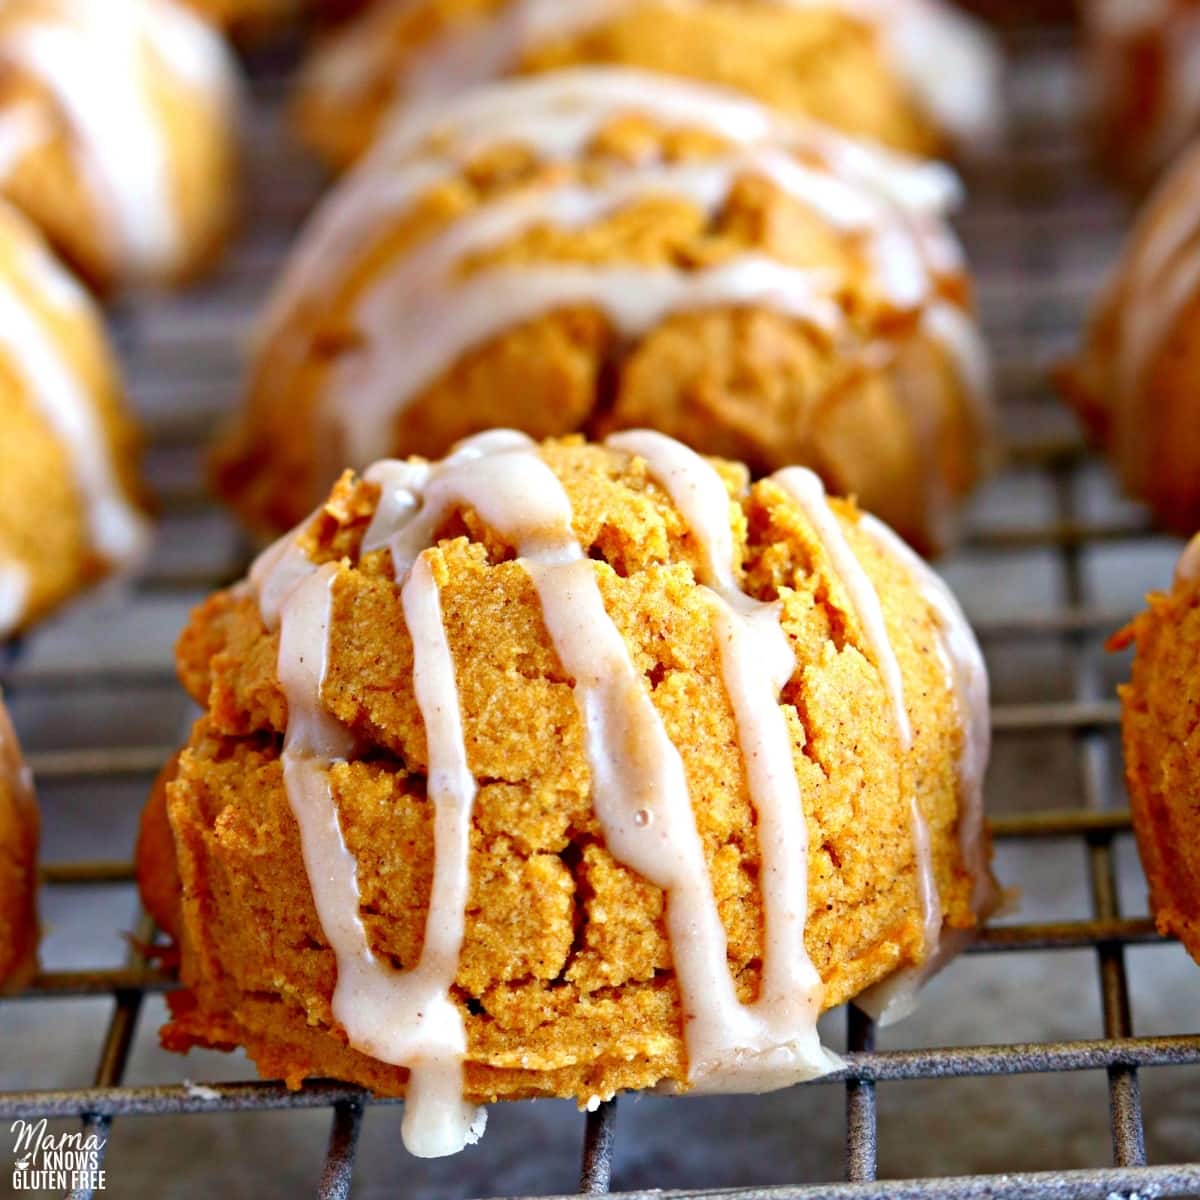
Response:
[[3, 16, 1200, 1200]]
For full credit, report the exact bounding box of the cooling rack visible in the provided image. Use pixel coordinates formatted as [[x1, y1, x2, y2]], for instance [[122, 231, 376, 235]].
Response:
[[3, 13, 1200, 1200]]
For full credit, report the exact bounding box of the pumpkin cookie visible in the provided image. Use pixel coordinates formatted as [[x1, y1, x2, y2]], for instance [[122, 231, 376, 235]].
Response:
[[142, 430, 996, 1157]]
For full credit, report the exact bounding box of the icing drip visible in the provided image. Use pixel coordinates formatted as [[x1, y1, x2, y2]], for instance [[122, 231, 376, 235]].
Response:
[[604, 431, 832, 1088], [531, 544, 841, 1087], [0, 0, 236, 279], [767, 468, 948, 1023], [0, 562, 30, 640], [308, 0, 1000, 149], [1176, 533, 1200, 587], [855, 514, 994, 1022], [264, 551, 486, 1159], [0, 242, 149, 636]]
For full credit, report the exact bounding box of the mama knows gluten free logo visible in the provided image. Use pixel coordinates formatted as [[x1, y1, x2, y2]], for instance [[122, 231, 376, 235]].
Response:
[[10, 1119, 107, 1192]]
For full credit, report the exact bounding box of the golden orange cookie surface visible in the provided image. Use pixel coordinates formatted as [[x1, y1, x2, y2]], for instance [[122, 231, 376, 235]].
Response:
[[1114, 535, 1200, 963]]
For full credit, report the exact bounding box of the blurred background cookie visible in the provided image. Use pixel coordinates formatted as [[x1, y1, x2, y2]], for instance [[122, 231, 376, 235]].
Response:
[[294, 0, 1003, 171], [1059, 139, 1200, 537], [217, 72, 994, 554], [0, 202, 150, 637], [0, 0, 240, 290]]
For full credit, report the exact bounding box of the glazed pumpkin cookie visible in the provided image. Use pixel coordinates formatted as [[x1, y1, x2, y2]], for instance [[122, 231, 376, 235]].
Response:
[[0, 691, 37, 992], [1059, 140, 1200, 536], [142, 429, 997, 1156], [1084, 0, 1200, 187], [294, 0, 1003, 171], [1113, 534, 1200, 960], [0, 201, 150, 637], [0, 0, 239, 290], [217, 72, 994, 555]]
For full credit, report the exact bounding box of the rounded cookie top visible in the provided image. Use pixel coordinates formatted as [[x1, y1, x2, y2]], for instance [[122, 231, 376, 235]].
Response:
[[1084, 0, 1200, 186]]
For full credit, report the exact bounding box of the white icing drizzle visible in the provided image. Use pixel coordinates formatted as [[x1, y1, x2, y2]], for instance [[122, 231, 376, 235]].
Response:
[[770, 468, 912, 748], [263, 549, 486, 1159], [306, 0, 1001, 150], [263, 70, 988, 512], [767, 467, 948, 1024], [374, 67, 962, 217], [0, 0, 237, 280], [335, 252, 843, 469], [380, 68, 793, 162], [252, 429, 994, 1150], [854, 513, 993, 1023], [0, 561, 30, 641], [1176, 533, 1200, 587], [0, 218, 150, 634], [265, 66, 962, 346], [603, 430, 832, 1088]]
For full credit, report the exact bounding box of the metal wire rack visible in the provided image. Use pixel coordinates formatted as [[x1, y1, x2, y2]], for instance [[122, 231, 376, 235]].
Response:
[[3, 13, 1200, 1200]]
